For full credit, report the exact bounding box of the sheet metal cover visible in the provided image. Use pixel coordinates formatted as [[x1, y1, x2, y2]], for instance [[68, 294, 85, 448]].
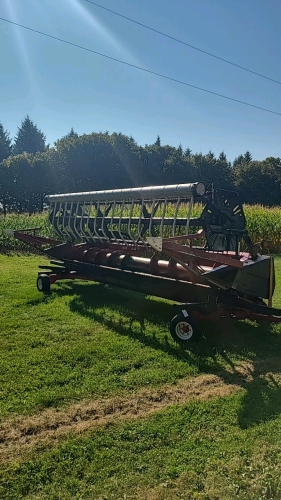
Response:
[[46, 182, 205, 203]]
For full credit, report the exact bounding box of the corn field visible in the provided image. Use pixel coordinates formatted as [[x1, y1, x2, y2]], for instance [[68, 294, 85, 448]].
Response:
[[1, 204, 281, 253], [0, 212, 57, 252]]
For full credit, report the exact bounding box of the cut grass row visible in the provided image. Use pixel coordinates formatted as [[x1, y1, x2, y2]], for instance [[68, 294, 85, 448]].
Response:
[[1, 203, 281, 251], [0, 255, 229, 418], [2, 391, 281, 499], [1, 255, 281, 498], [1, 254, 281, 419]]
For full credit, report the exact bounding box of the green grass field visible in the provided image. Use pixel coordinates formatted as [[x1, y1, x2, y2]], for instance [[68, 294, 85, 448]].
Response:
[[1, 254, 281, 499]]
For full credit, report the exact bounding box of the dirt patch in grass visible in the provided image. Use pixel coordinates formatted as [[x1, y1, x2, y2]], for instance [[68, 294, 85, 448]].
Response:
[[0, 373, 239, 464]]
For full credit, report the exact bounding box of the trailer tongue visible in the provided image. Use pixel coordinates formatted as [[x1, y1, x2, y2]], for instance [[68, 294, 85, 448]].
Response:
[[9, 182, 281, 344]]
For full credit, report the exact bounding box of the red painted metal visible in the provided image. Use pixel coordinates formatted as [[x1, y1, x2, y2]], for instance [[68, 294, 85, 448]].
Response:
[[13, 231, 61, 248], [10, 215, 281, 331], [161, 238, 245, 269], [42, 265, 281, 325]]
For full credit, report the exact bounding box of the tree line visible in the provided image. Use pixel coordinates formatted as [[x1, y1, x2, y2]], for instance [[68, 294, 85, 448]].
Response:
[[0, 116, 280, 214]]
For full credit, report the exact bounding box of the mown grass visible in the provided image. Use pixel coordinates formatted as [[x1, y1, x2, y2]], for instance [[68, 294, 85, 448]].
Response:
[[1, 254, 281, 418], [2, 392, 281, 500], [1, 254, 281, 498]]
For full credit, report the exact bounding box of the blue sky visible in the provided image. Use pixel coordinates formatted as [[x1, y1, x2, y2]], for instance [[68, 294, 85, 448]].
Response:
[[1, 0, 281, 161]]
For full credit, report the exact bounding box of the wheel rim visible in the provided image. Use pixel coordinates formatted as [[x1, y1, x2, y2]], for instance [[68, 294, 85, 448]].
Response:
[[37, 278, 43, 290], [175, 321, 193, 340]]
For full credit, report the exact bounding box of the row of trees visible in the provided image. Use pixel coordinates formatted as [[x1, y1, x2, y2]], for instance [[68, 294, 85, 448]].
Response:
[[0, 117, 280, 213]]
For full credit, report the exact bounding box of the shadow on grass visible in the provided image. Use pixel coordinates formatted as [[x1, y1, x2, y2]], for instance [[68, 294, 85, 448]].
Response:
[[34, 280, 281, 428], [238, 373, 281, 428], [26, 292, 53, 306]]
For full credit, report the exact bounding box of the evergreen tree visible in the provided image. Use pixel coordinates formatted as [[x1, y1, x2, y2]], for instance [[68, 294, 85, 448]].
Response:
[[177, 144, 183, 156], [233, 151, 253, 168], [206, 150, 215, 161], [64, 127, 78, 138], [243, 151, 252, 163], [13, 115, 46, 155], [233, 154, 245, 168], [219, 151, 227, 162], [0, 122, 12, 162], [154, 135, 161, 147]]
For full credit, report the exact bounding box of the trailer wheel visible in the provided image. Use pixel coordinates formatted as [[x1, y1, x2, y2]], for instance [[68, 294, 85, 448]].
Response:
[[170, 312, 202, 344], [37, 274, 51, 292]]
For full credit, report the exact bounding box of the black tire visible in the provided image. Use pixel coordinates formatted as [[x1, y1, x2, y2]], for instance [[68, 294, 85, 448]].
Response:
[[37, 274, 51, 292], [170, 312, 202, 345]]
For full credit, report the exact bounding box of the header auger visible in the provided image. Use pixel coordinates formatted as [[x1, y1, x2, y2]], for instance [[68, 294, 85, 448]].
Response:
[[9, 181, 281, 345]]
